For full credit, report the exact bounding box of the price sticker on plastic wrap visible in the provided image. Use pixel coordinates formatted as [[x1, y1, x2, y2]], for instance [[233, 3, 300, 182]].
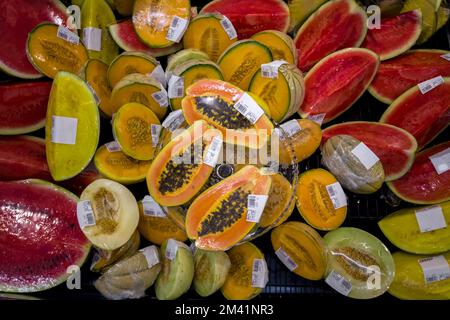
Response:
[[325, 270, 352, 296], [280, 119, 302, 138], [418, 76, 444, 94], [162, 110, 185, 132], [326, 182, 347, 210], [275, 247, 298, 272], [168, 75, 184, 99], [233, 93, 264, 124], [105, 141, 121, 152], [165, 239, 190, 260], [151, 124, 162, 147], [152, 88, 169, 108], [166, 16, 189, 43], [246, 195, 269, 223], [220, 16, 237, 40], [204, 136, 223, 167], [415, 205, 447, 233], [82, 27, 102, 51], [150, 64, 167, 87], [189, 242, 197, 255], [57, 25, 79, 44], [351, 142, 380, 170], [252, 259, 269, 288], [429, 147, 450, 175], [142, 195, 166, 217], [261, 60, 288, 79], [419, 255, 450, 284], [51, 116, 78, 145], [77, 200, 96, 229], [307, 113, 326, 126], [140, 245, 160, 268], [441, 53, 450, 61]]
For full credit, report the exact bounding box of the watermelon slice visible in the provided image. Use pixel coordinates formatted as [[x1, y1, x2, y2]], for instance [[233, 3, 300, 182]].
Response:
[[200, 0, 290, 39], [0, 0, 69, 79], [387, 141, 450, 204], [322, 122, 418, 181], [299, 48, 380, 124], [109, 20, 182, 57], [0, 81, 51, 135], [380, 77, 450, 148], [369, 49, 450, 104], [0, 180, 90, 292], [362, 10, 422, 61], [294, 0, 367, 72]]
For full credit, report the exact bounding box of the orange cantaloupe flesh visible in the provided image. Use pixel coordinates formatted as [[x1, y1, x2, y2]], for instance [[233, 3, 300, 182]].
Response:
[[107, 52, 159, 87], [84, 59, 114, 117]]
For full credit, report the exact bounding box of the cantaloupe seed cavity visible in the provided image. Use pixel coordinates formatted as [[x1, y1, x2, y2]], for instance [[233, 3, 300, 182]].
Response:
[[127, 117, 152, 148], [229, 54, 258, 85], [229, 253, 251, 286], [40, 40, 79, 66], [334, 247, 378, 281], [310, 180, 336, 220], [284, 235, 317, 271], [92, 188, 120, 234]]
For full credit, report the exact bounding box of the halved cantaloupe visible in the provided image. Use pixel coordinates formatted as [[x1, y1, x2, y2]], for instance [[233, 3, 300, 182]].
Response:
[[82, 59, 114, 117], [251, 30, 297, 65]]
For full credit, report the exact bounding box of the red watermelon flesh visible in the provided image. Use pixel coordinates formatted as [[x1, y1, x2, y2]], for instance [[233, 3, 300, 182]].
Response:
[[0, 180, 90, 292], [0, 81, 51, 134], [369, 50, 450, 104], [294, 0, 367, 72], [322, 122, 418, 181], [0, 0, 69, 79], [362, 10, 422, 61], [299, 48, 379, 124], [200, 0, 290, 39], [387, 142, 450, 204], [380, 78, 450, 149]]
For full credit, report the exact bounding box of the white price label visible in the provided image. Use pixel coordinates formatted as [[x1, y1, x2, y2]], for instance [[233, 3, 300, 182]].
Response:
[[429, 147, 450, 175], [82, 27, 102, 51], [419, 256, 450, 284], [203, 136, 223, 167], [77, 200, 96, 229], [326, 182, 347, 210], [325, 270, 352, 296], [220, 16, 237, 40], [162, 110, 185, 132], [151, 124, 162, 147], [140, 246, 160, 268], [152, 89, 169, 108], [415, 205, 447, 233], [165, 239, 190, 260], [233, 93, 264, 124], [418, 76, 444, 94], [166, 16, 189, 43], [280, 119, 302, 138], [105, 141, 121, 152], [275, 247, 298, 272], [261, 60, 288, 79], [351, 142, 380, 170], [57, 25, 79, 44], [252, 259, 269, 288], [246, 195, 269, 223], [150, 64, 167, 87], [307, 113, 326, 126], [441, 53, 450, 61], [142, 195, 166, 217], [51, 116, 78, 145], [168, 75, 185, 98]]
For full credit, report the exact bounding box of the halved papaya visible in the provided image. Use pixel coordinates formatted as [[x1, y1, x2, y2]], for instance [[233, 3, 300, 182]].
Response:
[[94, 143, 152, 185], [107, 52, 160, 88], [182, 79, 274, 149], [296, 169, 347, 231], [26, 23, 88, 79], [133, 0, 191, 48], [186, 165, 272, 251], [146, 120, 220, 207], [82, 59, 113, 117], [112, 102, 161, 161], [251, 30, 297, 65], [183, 13, 237, 62], [111, 73, 168, 119], [218, 40, 273, 90]]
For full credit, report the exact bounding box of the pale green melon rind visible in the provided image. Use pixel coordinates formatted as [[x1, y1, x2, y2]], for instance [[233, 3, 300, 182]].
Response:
[[0, 179, 91, 293], [0, 119, 46, 136], [166, 49, 211, 75], [300, 48, 380, 123], [217, 39, 273, 65]]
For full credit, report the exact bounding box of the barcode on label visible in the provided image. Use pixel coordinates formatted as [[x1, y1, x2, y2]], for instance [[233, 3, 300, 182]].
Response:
[[441, 53, 450, 61], [203, 136, 223, 167], [261, 60, 288, 79], [325, 270, 352, 296], [140, 245, 160, 268], [162, 110, 185, 132], [152, 90, 169, 107], [275, 247, 298, 271], [307, 113, 326, 126], [51, 116, 78, 145], [429, 147, 450, 175], [105, 141, 121, 152], [418, 76, 444, 94], [351, 142, 380, 170], [233, 93, 264, 124], [280, 119, 302, 138], [220, 16, 237, 40], [246, 195, 269, 223], [82, 27, 102, 51], [151, 124, 162, 147], [77, 200, 96, 229], [168, 75, 185, 98], [251, 259, 268, 288], [415, 205, 447, 233], [87, 82, 101, 105], [419, 255, 450, 284], [57, 25, 79, 44], [142, 195, 166, 217], [166, 16, 189, 43], [326, 182, 347, 210]]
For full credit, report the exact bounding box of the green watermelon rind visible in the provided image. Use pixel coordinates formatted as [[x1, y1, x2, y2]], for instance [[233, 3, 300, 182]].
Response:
[[0, 179, 91, 293], [368, 49, 450, 104], [322, 121, 418, 181]]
